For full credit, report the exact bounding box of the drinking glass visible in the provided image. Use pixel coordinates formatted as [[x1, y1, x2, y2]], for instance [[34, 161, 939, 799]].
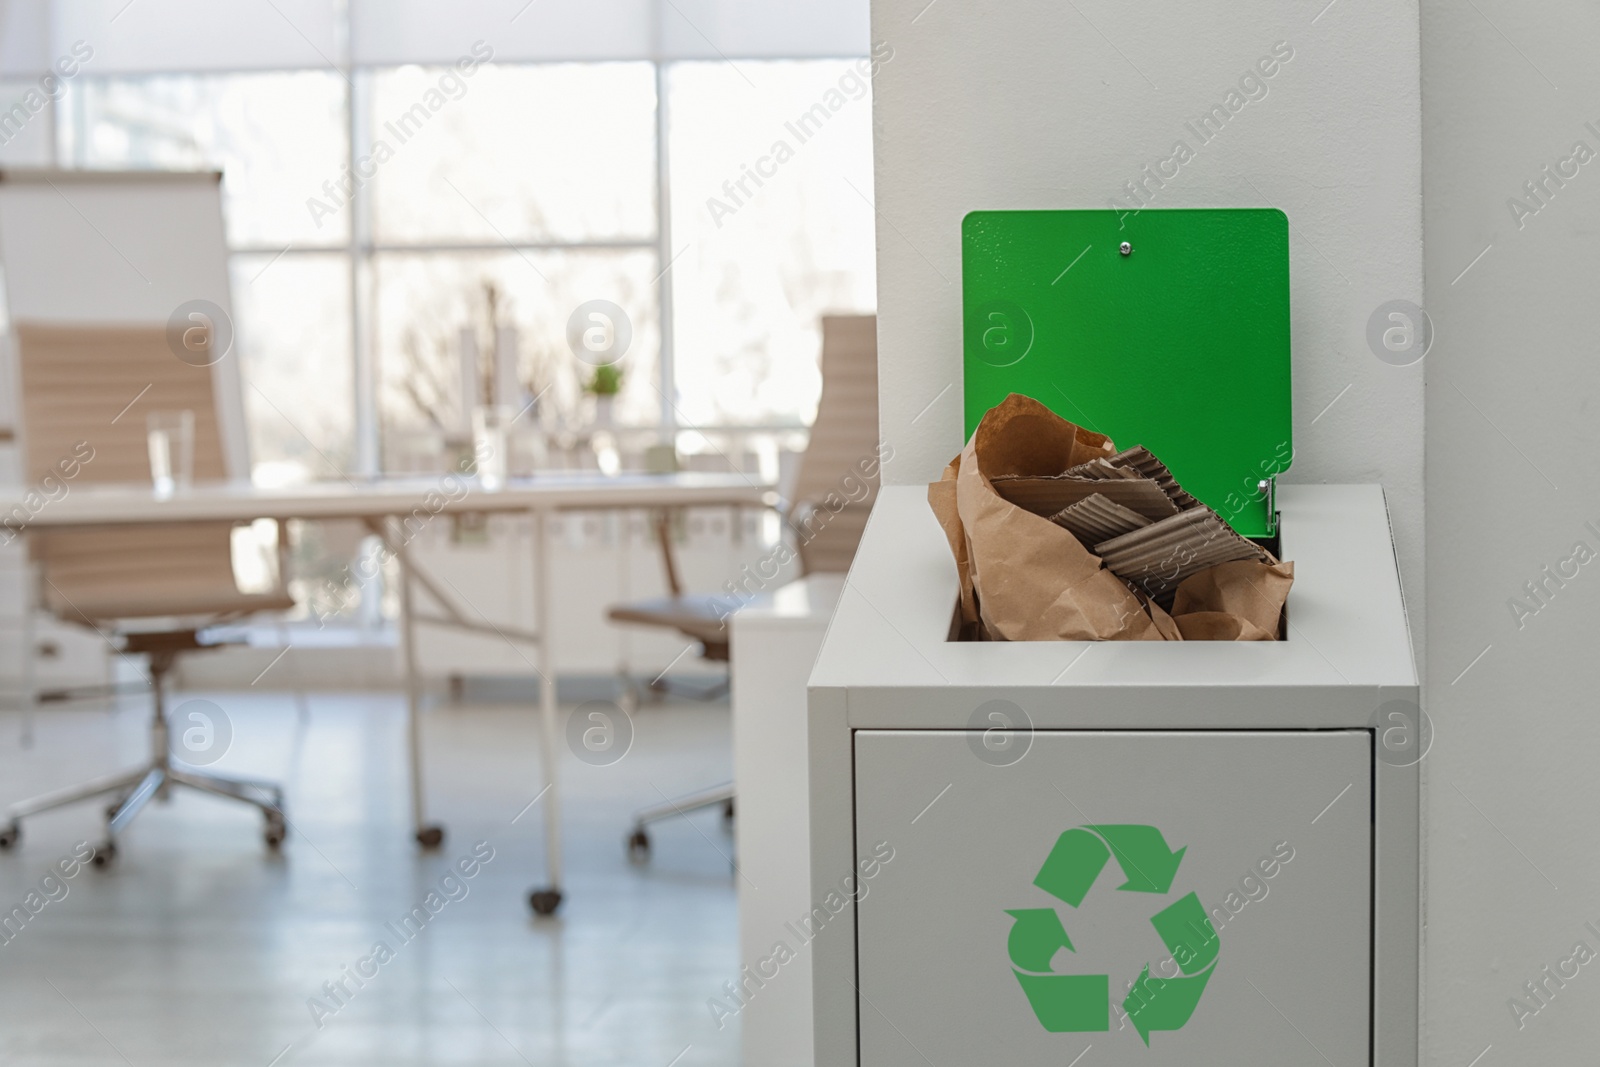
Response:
[[471, 405, 514, 490], [147, 410, 195, 498]]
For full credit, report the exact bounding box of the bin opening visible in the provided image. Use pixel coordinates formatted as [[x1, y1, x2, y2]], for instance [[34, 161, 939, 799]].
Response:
[[942, 550, 1290, 643], [934, 575, 1286, 643], [931, 395, 1294, 642]]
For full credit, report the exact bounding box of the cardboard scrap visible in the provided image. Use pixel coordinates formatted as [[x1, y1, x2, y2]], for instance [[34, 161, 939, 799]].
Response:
[[1100, 446, 1202, 511], [928, 393, 1292, 641], [1049, 494, 1151, 546], [990, 474, 1179, 523], [1057, 458, 1146, 481], [1094, 507, 1270, 599]]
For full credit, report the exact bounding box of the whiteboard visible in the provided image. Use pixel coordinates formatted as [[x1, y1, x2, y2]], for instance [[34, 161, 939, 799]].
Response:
[[0, 170, 250, 479]]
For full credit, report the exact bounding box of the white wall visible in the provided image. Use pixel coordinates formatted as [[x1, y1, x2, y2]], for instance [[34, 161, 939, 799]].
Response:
[[1421, 2, 1600, 1062], [869, 0, 1425, 641]]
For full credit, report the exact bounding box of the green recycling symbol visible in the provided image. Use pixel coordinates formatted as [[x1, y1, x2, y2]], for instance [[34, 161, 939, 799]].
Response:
[[1006, 824, 1218, 1044]]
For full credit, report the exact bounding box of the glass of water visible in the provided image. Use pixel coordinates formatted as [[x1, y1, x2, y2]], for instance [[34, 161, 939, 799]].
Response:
[[471, 405, 515, 490], [147, 410, 195, 498]]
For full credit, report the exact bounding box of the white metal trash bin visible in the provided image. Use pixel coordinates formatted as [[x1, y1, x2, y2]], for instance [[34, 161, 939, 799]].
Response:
[[805, 481, 1418, 1066]]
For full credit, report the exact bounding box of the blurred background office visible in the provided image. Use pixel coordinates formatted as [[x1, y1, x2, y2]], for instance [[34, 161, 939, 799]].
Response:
[[0, 2, 875, 1065]]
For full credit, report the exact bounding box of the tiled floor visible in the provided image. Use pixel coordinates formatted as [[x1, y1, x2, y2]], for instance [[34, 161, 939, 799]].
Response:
[[0, 691, 740, 1065]]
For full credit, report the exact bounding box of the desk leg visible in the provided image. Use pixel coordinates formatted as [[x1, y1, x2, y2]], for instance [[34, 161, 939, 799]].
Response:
[[528, 506, 564, 916], [396, 531, 444, 850], [19, 562, 36, 748]]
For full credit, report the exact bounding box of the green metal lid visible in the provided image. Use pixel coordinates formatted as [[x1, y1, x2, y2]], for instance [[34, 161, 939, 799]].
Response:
[[962, 208, 1292, 537]]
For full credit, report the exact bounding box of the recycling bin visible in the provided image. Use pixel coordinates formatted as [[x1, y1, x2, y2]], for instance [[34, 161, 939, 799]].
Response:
[[805, 210, 1419, 1066]]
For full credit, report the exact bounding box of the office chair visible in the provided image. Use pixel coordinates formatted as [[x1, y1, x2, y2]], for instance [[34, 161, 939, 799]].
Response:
[[611, 315, 879, 859], [0, 323, 295, 863]]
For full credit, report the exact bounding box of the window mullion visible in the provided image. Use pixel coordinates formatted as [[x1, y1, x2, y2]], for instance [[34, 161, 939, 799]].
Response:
[[654, 60, 675, 440], [349, 67, 378, 477]]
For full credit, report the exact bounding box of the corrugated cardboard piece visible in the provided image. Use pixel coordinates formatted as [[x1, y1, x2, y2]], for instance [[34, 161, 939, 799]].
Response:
[[1094, 507, 1271, 597], [990, 474, 1178, 523], [1048, 495, 1151, 543], [929, 393, 1292, 641]]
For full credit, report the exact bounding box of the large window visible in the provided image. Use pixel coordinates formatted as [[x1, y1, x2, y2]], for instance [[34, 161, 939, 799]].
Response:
[[369, 63, 657, 244], [667, 61, 878, 428], [58, 57, 876, 482], [368, 63, 663, 457], [66, 72, 355, 479]]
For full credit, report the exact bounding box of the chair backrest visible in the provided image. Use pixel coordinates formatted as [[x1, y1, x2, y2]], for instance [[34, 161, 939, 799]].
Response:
[[16, 323, 229, 484], [13, 323, 260, 621], [790, 314, 880, 575]]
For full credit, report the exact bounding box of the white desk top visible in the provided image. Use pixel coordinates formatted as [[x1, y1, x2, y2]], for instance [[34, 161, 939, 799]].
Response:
[[733, 573, 847, 630], [27, 471, 774, 527]]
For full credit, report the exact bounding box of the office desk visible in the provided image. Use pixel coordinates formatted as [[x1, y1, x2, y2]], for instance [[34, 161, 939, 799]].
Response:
[[27, 471, 774, 914]]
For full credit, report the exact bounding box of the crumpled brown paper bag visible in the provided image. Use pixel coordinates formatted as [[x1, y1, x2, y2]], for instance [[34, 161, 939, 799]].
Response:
[[928, 394, 1292, 641], [1170, 559, 1295, 640]]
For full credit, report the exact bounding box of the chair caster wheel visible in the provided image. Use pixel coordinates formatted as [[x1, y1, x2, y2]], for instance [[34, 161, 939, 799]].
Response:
[[415, 826, 445, 849], [91, 842, 116, 868], [528, 888, 563, 916], [0, 823, 19, 850], [626, 829, 650, 862], [264, 812, 287, 849]]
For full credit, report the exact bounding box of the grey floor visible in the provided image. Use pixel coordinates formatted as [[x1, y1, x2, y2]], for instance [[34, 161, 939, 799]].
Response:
[[0, 690, 739, 1066]]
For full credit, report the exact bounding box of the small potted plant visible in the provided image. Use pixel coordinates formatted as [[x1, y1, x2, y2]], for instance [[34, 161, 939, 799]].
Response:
[[587, 363, 623, 427]]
